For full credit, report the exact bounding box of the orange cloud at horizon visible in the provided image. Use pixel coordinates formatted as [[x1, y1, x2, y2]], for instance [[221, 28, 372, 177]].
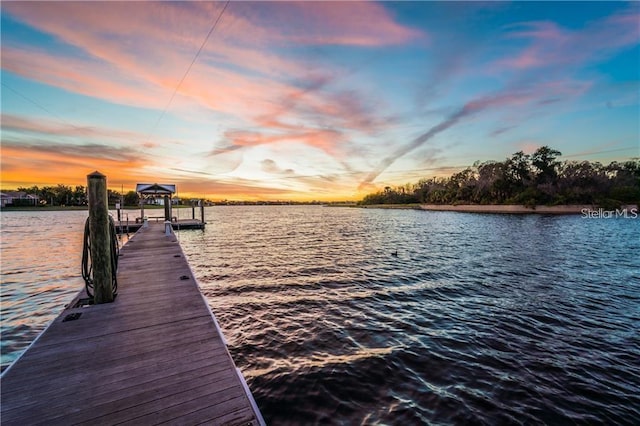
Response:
[[0, 139, 370, 201], [1, 141, 150, 190]]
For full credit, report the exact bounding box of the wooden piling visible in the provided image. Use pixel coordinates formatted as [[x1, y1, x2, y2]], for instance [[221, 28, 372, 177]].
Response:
[[164, 195, 170, 221], [87, 171, 114, 304], [200, 199, 205, 225]]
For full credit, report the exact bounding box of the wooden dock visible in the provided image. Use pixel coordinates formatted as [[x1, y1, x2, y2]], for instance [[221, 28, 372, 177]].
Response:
[[1, 222, 264, 425]]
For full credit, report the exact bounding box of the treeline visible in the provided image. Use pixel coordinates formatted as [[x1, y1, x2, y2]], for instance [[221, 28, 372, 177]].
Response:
[[13, 185, 141, 206], [360, 146, 640, 208]]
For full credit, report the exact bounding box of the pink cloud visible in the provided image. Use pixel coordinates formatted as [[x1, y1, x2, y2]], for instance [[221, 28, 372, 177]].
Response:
[[219, 127, 346, 157], [2, 46, 166, 111], [462, 78, 593, 116], [463, 91, 535, 114], [1, 114, 145, 142], [230, 2, 426, 47], [498, 8, 639, 72], [500, 48, 545, 70], [506, 21, 570, 42]]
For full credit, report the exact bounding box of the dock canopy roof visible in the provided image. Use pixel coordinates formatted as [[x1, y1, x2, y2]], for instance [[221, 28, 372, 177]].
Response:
[[136, 183, 176, 195]]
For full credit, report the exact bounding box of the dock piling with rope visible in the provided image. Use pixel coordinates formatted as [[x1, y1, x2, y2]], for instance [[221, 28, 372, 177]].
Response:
[[86, 171, 116, 304], [0, 172, 264, 425]]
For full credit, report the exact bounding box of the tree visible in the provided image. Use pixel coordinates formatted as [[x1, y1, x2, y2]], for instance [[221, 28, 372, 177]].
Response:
[[556, 161, 605, 203], [17, 185, 40, 195], [123, 191, 140, 206], [606, 160, 640, 202], [505, 151, 532, 189], [72, 186, 87, 206], [107, 189, 121, 206], [54, 184, 73, 206], [532, 146, 562, 184], [474, 161, 507, 203]]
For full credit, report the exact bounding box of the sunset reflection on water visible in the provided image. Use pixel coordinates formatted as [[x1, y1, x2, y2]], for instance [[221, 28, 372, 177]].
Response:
[[0, 209, 132, 369]]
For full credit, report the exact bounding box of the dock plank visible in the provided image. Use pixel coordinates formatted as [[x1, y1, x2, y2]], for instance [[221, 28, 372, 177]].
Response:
[[5, 315, 217, 367], [1, 346, 223, 410], [1, 324, 223, 393], [0, 222, 262, 425], [82, 376, 246, 425]]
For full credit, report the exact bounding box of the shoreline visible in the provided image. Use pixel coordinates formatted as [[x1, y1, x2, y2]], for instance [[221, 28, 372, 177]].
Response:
[[354, 203, 422, 210], [419, 204, 639, 214], [347, 203, 639, 215]]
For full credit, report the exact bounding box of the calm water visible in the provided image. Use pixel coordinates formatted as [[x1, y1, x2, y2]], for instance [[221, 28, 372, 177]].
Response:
[[2, 206, 639, 424]]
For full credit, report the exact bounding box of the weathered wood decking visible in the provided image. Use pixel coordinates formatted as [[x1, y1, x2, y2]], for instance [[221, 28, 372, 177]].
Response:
[[1, 223, 264, 425]]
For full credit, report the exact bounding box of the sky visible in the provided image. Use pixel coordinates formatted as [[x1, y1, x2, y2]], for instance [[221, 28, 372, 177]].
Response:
[[1, 1, 639, 201]]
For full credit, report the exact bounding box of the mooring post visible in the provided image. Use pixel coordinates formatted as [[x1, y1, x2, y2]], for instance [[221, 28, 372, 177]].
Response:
[[164, 195, 170, 222], [87, 171, 114, 304], [200, 199, 205, 224], [192, 203, 195, 220]]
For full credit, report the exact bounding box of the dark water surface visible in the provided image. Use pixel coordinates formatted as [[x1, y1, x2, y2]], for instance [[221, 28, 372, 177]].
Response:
[[178, 206, 640, 425], [2, 206, 639, 424]]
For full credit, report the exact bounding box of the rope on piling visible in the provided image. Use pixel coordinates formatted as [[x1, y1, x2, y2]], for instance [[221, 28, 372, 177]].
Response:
[[82, 215, 119, 298]]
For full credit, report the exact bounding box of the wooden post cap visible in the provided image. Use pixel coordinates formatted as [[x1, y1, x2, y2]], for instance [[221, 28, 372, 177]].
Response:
[[87, 171, 106, 179]]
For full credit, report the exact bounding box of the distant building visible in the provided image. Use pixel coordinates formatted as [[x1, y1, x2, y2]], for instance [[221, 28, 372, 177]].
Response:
[[0, 191, 39, 207]]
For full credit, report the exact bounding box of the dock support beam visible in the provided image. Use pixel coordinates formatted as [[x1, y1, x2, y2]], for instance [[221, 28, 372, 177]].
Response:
[[87, 171, 114, 304], [200, 199, 205, 225]]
